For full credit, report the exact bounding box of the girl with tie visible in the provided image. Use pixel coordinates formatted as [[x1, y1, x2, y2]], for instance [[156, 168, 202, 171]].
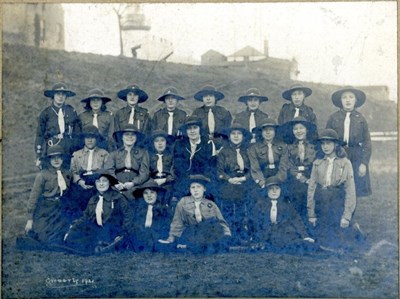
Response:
[[159, 175, 231, 253], [35, 83, 81, 169], [173, 116, 216, 198], [114, 84, 151, 135], [69, 125, 109, 219], [217, 123, 253, 244], [151, 87, 188, 137], [79, 88, 114, 151], [278, 84, 317, 126], [279, 116, 317, 223], [105, 124, 149, 200], [307, 129, 364, 253], [63, 170, 133, 255], [131, 181, 172, 252], [147, 130, 175, 204], [247, 118, 288, 188], [233, 88, 269, 144], [22, 145, 73, 248], [191, 85, 232, 154], [248, 177, 315, 253], [326, 86, 372, 197]]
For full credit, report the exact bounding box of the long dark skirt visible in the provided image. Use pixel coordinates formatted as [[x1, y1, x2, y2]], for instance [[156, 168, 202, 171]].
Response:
[[287, 179, 308, 224], [313, 185, 359, 250], [31, 196, 70, 244], [345, 146, 372, 197]]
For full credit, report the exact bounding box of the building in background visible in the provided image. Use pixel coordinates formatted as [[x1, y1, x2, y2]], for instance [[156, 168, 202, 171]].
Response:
[[3, 3, 65, 50], [201, 39, 299, 80]]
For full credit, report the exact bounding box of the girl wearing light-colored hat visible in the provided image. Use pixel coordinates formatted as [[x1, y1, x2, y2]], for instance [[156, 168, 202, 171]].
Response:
[[326, 86, 372, 197], [79, 88, 114, 151]]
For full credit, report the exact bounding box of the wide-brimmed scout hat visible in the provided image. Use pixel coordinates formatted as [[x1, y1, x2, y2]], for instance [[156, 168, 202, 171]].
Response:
[[117, 84, 148, 102], [79, 125, 104, 140], [157, 87, 185, 102], [46, 145, 67, 158], [90, 169, 119, 186], [220, 123, 251, 141], [238, 88, 268, 103], [264, 176, 282, 189], [148, 129, 175, 144], [188, 174, 211, 188], [280, 116, 317, 141], [252, 117, 279, 133], [179, 116, 203, 134], [81, 88, 111, 104], [331, 86, 366, 108], [282, 83, 312, 101], [132, 180, 166, 198], [113, 124, 145, 143], [194, 85, 224, 101], [44, 82, 76, 98], [317, 129, 346, 146]]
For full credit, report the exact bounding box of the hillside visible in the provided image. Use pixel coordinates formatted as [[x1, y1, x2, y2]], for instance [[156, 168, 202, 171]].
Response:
[[2, 43, 397, 177]]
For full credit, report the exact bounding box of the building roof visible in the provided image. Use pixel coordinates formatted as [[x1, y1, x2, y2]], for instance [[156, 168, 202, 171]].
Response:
[[229, 46, 264, 58], [201, 49, 226, 58]]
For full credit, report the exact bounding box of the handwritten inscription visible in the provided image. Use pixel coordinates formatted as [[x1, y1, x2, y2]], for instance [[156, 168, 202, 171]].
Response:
[[45, 277, 96, 288]]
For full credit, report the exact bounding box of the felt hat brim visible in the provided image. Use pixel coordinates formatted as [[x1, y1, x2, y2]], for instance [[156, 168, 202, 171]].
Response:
[[117, 88, 148, 102], [331, 87, 366, 108], [282, 87, 312, 101], [81, 96, 111, 104], [238, 95, 268, 103], [44, 90, 76, 98], [194, 90, 224, 101]]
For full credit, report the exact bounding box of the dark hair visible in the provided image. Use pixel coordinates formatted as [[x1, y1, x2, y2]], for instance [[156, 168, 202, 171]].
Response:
[[84, 100, 107, 112], [315, 142, 347, 159]]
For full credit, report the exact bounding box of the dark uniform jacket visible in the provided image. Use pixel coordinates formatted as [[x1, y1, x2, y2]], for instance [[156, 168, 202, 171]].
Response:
[[173, 137, 215, 180], [233, 109, 269, 132], [79, 110, 114, 143], [114, 105, 151, 134], [248, 196, 309, 243], [247, 139, 288, 185], [279, 140, 316, 180], [35, 104, 81, 158], [326, 109, 372, 197], [72, 189, 134, 236], [105, 146, 149, 186], [148, 150, 175, 182], [70, 147, 109, 183], [27, 168, 73, 217], [278, 103, 317, 125], [217, 142, 251, 181], [191, 105, 232, 136], [326, 109, 371, 165], [151, 108, 187, 136]]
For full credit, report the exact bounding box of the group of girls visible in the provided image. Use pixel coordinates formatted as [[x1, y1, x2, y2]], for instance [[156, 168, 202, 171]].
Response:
[[18, 82, 371, 255]]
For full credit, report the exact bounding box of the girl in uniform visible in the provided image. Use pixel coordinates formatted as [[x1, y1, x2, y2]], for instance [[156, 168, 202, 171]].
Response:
[[79, 88, 114, 151], [326, 86, 372, 197]]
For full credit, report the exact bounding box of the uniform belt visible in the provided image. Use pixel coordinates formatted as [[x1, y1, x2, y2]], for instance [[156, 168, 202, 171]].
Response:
[[44, 196, 61, 202], [116, 168, 139, 174]]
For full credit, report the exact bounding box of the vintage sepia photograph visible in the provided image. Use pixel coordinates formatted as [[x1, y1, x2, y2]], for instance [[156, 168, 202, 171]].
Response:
[[2, 2, 398, 298]]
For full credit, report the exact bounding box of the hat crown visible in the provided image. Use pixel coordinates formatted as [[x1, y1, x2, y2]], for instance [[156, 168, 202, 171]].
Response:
[[164, 86, 179, 95], [82, 125, 100, 135], [318, 128, 340, 140], [87, 88, 105, 98], [265, 176, 282, 188], [189, 174, 211, 183], [151, 129, 168, 139], [200, 85, 217, 92], [52, 82, 68, 91], [289, 83, 306, 90], [245, 88, 262, 97], [47, 145, 65, 156], [259, 117, 278, 127], [184, 116, 202, 126], [120, 123, 140, 132], [290, 116, 308, 123]]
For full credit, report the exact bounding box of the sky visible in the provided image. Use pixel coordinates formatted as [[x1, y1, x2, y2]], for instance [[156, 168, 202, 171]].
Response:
[[63, 2, 397, 101]]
